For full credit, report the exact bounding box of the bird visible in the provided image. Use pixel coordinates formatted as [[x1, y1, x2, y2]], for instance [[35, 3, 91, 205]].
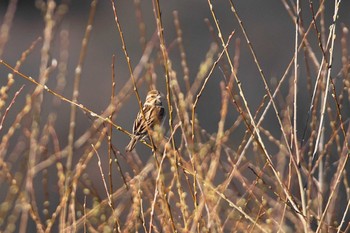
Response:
[[125, 90, 165, 152]]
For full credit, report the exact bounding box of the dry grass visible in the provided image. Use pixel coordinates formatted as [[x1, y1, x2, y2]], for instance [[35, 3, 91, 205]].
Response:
[[0, 0, 349, 232]]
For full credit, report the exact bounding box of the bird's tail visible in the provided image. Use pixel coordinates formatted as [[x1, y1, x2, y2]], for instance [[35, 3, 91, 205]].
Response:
[[125, 137, 137, 152]]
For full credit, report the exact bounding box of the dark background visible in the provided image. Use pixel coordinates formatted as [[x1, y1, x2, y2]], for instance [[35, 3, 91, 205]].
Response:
[[0, 0, 349, 231], [2, 0, 349, 145]]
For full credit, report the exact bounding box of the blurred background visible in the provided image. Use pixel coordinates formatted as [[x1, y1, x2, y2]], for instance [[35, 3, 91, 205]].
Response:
[[1, 0, 349, 150], [0, 0, 350, 231]]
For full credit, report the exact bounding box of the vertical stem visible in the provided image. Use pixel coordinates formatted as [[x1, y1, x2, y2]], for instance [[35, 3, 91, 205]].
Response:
[[64, 0, 98, 230]]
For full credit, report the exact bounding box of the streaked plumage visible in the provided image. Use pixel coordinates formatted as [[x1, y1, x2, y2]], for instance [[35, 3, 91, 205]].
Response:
[[125, 90, 165, 152]]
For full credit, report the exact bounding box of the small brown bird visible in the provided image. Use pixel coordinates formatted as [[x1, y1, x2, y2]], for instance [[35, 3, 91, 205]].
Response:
[[125, 90, 165, 152]]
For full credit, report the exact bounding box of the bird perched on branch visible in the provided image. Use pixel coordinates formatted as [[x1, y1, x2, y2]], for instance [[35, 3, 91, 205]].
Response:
[[125, 90, 165, 152]]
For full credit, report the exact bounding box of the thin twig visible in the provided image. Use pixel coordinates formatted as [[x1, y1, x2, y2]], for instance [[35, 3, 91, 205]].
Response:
[[0, 85, 24, 131]]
